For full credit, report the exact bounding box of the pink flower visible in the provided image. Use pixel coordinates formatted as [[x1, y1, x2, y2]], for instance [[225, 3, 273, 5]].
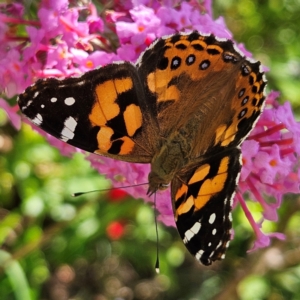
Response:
[[253, 144, 292, 184], [116, 5, 160, 45], [237, 193, 285, 251], [0, 49, 31, 96], [87, 3, 104, 34], [40, 0, 69, 11], [0, 2, 24, 18], [240, 140, 260, 181], [236, 91, 300, 249], [45, 41, 71, 73], [22, 26, 47, 62]]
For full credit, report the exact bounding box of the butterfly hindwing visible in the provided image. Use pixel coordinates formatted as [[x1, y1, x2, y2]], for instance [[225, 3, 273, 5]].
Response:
[[172, 148, 241, 265], [18, 63, 158, 163]]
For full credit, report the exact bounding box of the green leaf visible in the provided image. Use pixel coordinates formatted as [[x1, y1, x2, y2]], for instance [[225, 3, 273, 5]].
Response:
[[0, 250, 31, 300]]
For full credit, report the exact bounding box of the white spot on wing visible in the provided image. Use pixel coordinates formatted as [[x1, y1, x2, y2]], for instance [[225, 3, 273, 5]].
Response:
[[212, 228, 217, 235], [51, 97, 57, 103], [215, 36, 228, 42], [259, 65, 264, 73], [195, 249, 204, 260], [31, 114, 43, 126], [60, 116, 77, 142], [248, 58, 258, 64], [209, 213, 216, 224], [262, 73, 267, 82], [187, 56, 195, 64], [64, 97, 75, 106], [20, 99, 33, 111], [183, 221, 201, 244], [232, 43, 245, 57], [76, 80, 86, 85], [33, 91, 39, 98]]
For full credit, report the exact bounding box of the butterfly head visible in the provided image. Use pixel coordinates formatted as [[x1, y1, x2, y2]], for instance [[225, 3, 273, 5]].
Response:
[[147, 171, 170, 196]]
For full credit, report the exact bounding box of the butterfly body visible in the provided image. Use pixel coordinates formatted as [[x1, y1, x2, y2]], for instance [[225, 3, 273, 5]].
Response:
[[18, 31, 267, 265]]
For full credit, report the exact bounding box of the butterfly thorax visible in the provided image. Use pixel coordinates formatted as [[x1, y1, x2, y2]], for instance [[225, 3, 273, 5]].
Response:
[[147, 131, 190, 195]]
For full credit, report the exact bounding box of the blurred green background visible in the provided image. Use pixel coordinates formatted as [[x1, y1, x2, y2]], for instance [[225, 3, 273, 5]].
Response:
[[1, 0, 300, 299]]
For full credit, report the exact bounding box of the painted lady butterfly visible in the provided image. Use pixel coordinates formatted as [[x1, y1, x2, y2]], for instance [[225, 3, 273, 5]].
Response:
[[18, 31, 267, 265]]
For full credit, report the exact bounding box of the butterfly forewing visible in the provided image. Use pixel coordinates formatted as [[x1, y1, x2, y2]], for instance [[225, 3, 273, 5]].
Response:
[[138, 32, 266, 154], [18, 63, 158, 163]]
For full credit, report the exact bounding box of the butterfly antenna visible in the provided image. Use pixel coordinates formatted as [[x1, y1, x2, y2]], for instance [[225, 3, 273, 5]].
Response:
[[72, 182, 149, 197], [154, 192, 160, 274]]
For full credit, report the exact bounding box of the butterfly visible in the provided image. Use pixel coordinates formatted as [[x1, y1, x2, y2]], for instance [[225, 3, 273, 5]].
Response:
[[18, 31, 267, 265]]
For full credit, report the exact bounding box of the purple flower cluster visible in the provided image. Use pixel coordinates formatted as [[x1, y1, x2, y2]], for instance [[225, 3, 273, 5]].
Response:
[[0, 0, 299, 250], [237, 91, 300, 250]]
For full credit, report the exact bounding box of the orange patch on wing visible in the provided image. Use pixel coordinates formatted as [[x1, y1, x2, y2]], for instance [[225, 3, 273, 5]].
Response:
[[176, 195, 194, 216], [174, 39, 190, 47], [194, 194, 211, 210], [147, 71, 169, 92], [219, 156, 230, 172], [89, 102, 109, 127], [189, 164, 210, 184], [90, 77, 133, 126], [95, 127, 114, 153], [206, 45, 225, 71], [157, 85, 180, 102], [175, 184, 188, 202], [221, 125, 236, 146], [123, 104, 142, 137], [95, 131, 135, 156], [253, 82, 260, 94], [114, 77, 133, 94], [236, 76, 250, 91], [207, 44, 223, 53], [148, 36, 235, 106], [206, 55, 222, 69], [90, 81, 119, 125], [194, 156, 229, 210], [191, 39, 207, 50], [147, 72, 180, 102], [147, 73, 156, 92], [215, 124, 227, 145], [250, 72, 257, 83], [119, 136, 135, 155]]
